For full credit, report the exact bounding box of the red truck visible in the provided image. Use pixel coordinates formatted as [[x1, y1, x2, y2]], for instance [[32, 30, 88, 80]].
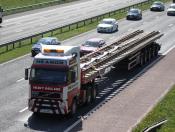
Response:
[[25, 30, 162, 116]]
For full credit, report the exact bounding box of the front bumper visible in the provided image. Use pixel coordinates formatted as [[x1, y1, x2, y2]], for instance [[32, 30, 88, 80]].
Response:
[[150, 7, 162, 11], [126, 15, 139, 20], [167, 11, 175, 16], [28, 98, 68, 115], [97, 27, 112, 33]]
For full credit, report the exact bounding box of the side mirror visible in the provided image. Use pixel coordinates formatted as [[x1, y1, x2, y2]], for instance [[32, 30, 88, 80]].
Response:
[[25, 68, 29, 80]]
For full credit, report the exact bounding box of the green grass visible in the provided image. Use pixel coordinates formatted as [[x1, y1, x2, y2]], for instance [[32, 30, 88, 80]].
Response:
[[0, 0, 171, 64], [132, 85, 175, 132], [0, 0, 72, 10]]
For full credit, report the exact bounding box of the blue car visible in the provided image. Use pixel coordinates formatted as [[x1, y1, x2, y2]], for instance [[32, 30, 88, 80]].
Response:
[[126, 8, 142, 20], [31, 37, 61, 57], [150, 1, 165, 11]]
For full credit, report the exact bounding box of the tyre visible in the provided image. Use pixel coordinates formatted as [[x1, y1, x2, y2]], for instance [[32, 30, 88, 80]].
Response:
[[91, 88, 97, 102], [0, 18, 2, 24], [70, 99, 77, 116], [86, 88, 91, 105]]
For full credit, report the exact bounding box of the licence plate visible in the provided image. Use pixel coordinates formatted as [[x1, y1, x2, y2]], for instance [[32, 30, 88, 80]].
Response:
[[40, 109, 53, 114]]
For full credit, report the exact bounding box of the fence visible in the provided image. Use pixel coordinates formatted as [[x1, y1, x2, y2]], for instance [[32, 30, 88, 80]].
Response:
[[0, 0, 156, 54]]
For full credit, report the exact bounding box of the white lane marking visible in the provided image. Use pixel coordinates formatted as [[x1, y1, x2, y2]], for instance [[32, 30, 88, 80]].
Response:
[[19, 107, 28, 113], [162, 43, 175, 55], [168, 24, 173, 27], [15, 29, 23, 33], [16, 78, 24, 83], [64, 117, 83, 132]]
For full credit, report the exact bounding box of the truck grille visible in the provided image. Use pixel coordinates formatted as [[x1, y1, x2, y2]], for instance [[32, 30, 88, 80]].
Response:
[[32, 92, 61, 99]]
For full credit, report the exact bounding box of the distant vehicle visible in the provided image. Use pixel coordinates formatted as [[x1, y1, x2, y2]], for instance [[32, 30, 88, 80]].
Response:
[[150, 1, 165, 11], [31, 37, 61, 57], [126, 8, 142, 20], [167, 3, 175, 16], [97, 18, 118, 33], [80, 38, 106, 57], [0, 6, 3, 24]]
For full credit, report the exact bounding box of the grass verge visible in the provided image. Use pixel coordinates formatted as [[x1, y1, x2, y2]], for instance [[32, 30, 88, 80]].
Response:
[[132, 85, 175, 132], [0, 0, 76, 10], [0, 0, 171, 64]]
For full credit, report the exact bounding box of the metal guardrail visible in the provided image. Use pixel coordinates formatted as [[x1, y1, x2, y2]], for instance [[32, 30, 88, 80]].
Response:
[[0, 0, 155, 54], [3, 0, 79, 16], [143, 119, 168, 132]]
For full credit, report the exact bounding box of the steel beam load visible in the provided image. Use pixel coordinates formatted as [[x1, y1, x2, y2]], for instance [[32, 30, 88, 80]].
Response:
[[80, 30, 163, 84]]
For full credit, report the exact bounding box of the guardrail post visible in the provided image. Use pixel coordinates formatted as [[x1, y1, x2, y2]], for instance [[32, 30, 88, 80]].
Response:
[[59, 27, 62, 33], [31, 37, 33, 44], [83, 21, 85, 26], [19, 41, 21, 47], [6, 45, 8, 52], [13, 43, 15, 49], [69, 25, 71, 31], [76, 23, 78, 29], [51, 31, 53, 36]]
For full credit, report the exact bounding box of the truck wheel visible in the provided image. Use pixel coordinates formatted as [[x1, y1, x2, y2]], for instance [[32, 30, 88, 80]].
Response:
[[91, 88, 97, 102], [70, 99, 77, 116], [86, 88, 91, 105]]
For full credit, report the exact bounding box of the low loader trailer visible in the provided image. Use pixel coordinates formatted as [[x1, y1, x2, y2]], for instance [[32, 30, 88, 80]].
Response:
[[25, 30, 163, 116]]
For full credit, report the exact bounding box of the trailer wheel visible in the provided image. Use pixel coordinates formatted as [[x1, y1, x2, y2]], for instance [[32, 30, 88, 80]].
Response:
[[70, 99, 77, 116]]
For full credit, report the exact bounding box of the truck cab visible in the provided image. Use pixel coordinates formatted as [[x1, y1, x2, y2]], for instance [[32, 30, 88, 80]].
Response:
[[25, 45, 81, 115], [0, 6, 3, 24]]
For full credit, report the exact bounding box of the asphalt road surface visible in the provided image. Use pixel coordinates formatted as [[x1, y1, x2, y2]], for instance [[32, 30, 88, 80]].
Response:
[[0, 0, 146, 45], [0, 4, 175, 132]]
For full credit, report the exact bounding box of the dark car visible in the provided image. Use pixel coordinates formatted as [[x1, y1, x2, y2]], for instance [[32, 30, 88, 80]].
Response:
[[31, 37, 61, 57], [126, 8, 142, 20], [150, 1, 165, 11], [80, 38, 106, 57]]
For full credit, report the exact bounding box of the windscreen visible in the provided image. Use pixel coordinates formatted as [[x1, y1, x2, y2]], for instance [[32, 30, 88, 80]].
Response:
[[30, 68, 67, 85], [101, 20, 112, 24], [38, 38, 51, 45], [129, 9, 139, 13], [84, 41, 99, 47], [154, 2, 162, 5]]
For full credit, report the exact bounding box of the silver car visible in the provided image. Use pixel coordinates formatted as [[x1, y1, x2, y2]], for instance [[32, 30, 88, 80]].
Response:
[[167, 3, 175, 16], [97, 18, 118, 33]]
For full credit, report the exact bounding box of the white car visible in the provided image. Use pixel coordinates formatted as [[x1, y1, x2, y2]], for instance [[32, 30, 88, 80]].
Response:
[[167, 3, 175, 16], [97, 18, 118, 33]]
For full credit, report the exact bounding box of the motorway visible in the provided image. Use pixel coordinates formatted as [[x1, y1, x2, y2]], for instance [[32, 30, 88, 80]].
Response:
[[0, 3, 175, 132], [0, 0, 146, 44]]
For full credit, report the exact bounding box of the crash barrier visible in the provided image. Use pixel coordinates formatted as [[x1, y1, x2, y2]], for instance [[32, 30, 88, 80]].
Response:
[[0, 0, 164, 54], [3, 0, 79, 16], [143, 119, 168, 132]]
